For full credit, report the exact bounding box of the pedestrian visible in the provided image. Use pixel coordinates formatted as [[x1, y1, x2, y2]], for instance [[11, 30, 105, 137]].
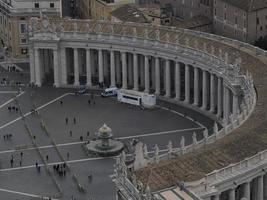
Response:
[[10, 158, 14, 167], [69, 130, 72, 137], [73, 117, 76, 124], [19, 160, 22, 166], [80, 136, 83, 141], [60, 101, 63, 106], [35, 162, 38, 168], [67, 152, 70, 159], [65, 117, 68, 124], [20, 152, 23, 158], [88, 100, 91, 105], [46, 155, 49, 161], [87, 131, 90, 137], [3, 135, 5, 141], [33, 135, 36, 140]]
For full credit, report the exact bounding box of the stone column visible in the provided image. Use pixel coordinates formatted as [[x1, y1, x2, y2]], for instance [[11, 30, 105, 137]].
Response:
[[144, 55, 150, 93], [229, 188, 235, 200], [223, 86, 230, 123], [264, 175, 267, 200], [29, 47, 35, 83], [128, 54, 133, 87], [243, 181, 250, 200], [110, 50, 116, 87], [140, 56, 145, 88], [233, 94, 239, 119], [61, 47, 67, 85], [133, 53, 138, 91], [121, 51, 127, 89], [257, 175, 264, 200], [34, 48, 41, 86], [185, 64, 190, 103], [217, 77, 222, 117], [53, 49, 59, 87], [73, 48, 79, 86], [98, 49, 104, 84], [202, 70, 207, 110], [175, 62, 181, 100], [165, 59, 171, 97], [193, 66, 199, 105], [115, 52, 121, 85], [86, 49, 92, 87], [213, 194, 220, 200], [155, 57, 160, 95], [210, 73, 215, 112]]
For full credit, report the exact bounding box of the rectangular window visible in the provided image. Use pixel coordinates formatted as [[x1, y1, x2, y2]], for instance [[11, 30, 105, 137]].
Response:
[[20, 24, 27, 34], [35, 3, 39, 8], [21, 48, 28, 55], [20, 38, 27, 44], [50, 3, 54, 8]]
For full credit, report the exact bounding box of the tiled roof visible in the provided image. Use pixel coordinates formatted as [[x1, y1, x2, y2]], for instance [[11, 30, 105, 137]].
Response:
[[111, 4, 149, 23], [222, 0, 267, 11]]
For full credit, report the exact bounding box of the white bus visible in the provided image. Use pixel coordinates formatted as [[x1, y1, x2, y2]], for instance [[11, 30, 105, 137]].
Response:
[[117, 89, 156, 108]]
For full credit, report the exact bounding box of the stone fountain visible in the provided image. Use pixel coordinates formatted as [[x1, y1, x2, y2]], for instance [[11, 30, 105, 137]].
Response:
[[86, 124, 124, 156]]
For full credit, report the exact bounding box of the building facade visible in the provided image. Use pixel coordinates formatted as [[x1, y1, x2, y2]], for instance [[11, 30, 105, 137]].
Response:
[[213, 0, 267, 43], [0, 0, 61, 60]]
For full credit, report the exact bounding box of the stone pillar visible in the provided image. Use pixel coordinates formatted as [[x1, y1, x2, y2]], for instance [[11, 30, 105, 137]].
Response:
[[175, 62, 181, 100], [229, 188, 235, 200], [202, 70, 207, 110], [257, 175, 264, 200], [115, 52, 121, 85], [165, 59, 171, 97], [210, 73, 215, 112], [61, 47, 67, 85], [53, 49, 59, 87], [29, 48, 35, 83], [155, 57, 160, 95], [213, 194, 220, 200], [217, 77, 222, 117], [73, 48, 79, 86], [233, 94, 239, 119], [34, 48, 41, 86], [223, 86, 230, 123], [110, 50, 116, 87], [243, 181, 250, 200], [140, 56, 145, 88], [121, 51, 127, 89], [264, 174, 267, 200], [86, 49, 92, 87], [144, 55, 149, 93], [193, 66, 199, 105], [185, 64, 190, 103], [98, 49, 104, 84], [133, 53, 138, 91], [128, 54, 133, 87]]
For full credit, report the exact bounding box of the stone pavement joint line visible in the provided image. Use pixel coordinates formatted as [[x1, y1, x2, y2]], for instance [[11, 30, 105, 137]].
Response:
[[0, 91, 25, 109], [0, 187, 59, 200], [0, 92, 70, 129]]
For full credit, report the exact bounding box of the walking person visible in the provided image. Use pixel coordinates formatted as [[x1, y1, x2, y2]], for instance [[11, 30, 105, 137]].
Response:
[[69, 130, 72, 137], [73, 117, 76, 124], [65, 117, 68, 124]]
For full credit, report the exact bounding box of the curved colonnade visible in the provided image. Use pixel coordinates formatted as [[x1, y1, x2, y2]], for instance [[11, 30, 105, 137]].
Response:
[[29, 19, 257, 200]]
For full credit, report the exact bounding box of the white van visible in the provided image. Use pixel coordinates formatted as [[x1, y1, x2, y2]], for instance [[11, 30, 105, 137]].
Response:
[[101, 87, 118, 97]]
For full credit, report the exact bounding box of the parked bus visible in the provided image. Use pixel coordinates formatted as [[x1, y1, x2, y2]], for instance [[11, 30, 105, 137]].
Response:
[[101, 87, 118, 97], [117, 89, 156, 108]]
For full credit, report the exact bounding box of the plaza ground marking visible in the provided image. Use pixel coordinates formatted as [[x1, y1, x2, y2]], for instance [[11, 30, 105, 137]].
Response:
[[0, 187, 58, 200], [0, 157, 114, 172], [118, 127, 204, 140], [0, 91, 25, 110], [0, 127, 203, 154], [0, 92, 70, 130]]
